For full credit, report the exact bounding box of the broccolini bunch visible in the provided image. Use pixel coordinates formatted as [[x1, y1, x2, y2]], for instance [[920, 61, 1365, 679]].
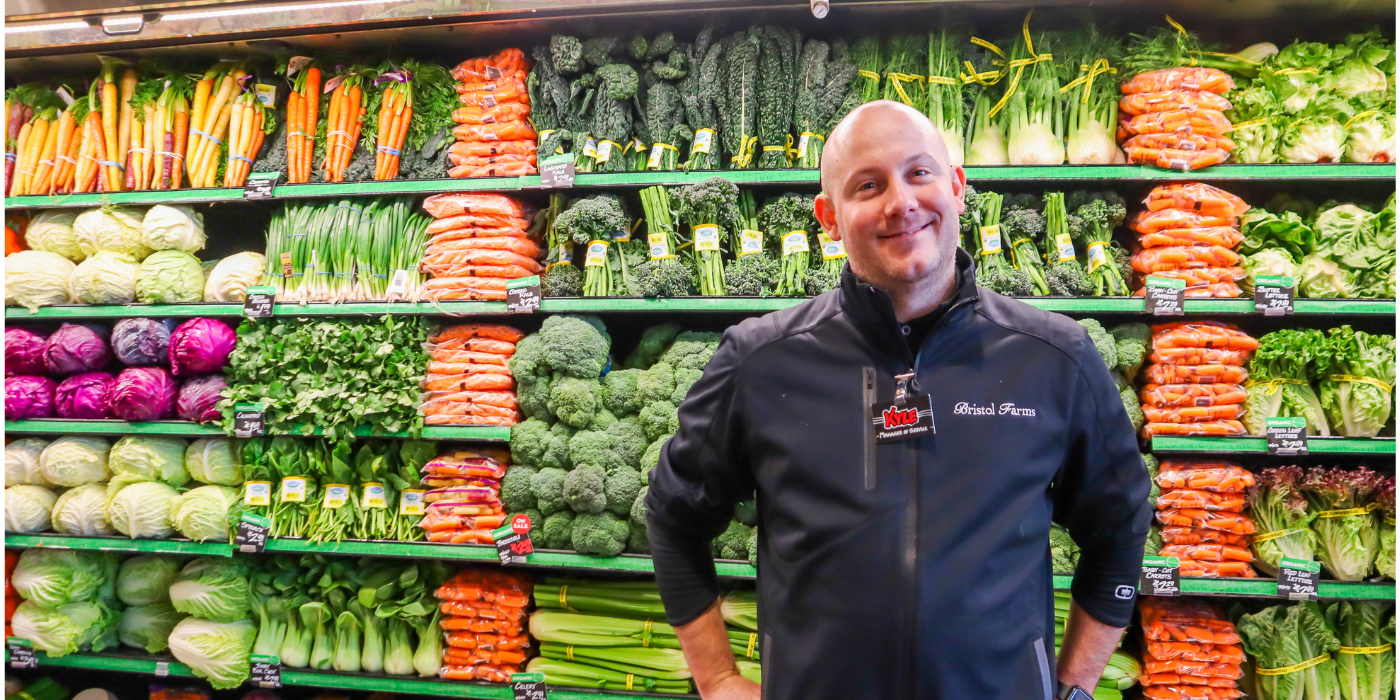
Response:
[[760, 193, 819, 297]]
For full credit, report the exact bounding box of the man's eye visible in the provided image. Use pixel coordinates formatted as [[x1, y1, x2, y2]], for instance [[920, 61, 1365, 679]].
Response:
[[857, 182, 876, 191], [910, 168, 930, 177]]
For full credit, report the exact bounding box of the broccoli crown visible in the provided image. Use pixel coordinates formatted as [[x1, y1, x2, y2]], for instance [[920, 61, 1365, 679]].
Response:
[[632, 258, 696, 297], [569, 430, 627, 472], [637, 362, 677, 405], [1077, 318, 1119, 370], [541, 510, 576, 549], [1049, 523, 1079, 572], [516, 369, 553, 420], [746, 527, 758, 567], [1045, 260, 1093, 296], [539, 314, 611, 379], [1010, 193, 1043, 212], [1142, 453, 1161, 502], [523, 508, 544, 542], [628, 521, 650, 554], [501, 465, 539, 512], [724, 253, 781, 297], [1120, 385, 1145, 432], [510, 418, 552, 466], [541, 263, 584, 297], [571, 511, 630, 556], [624, 323, 682, 369], [639, 401, 679, 442], [714, 521, 754, 560], [563, 465, 608, 514], [733, 500, 758, 527], [549, 375, 603, 428], [671, 367, 702, 405], [604, 468, 644, 516], [659, 331, 721, 370], [555, 195, 629, 248], [589, 408, 619, 431], [630, 485, 649, 525], [641, 435, 667, 475], [1001, 207, 1046, 241], [606, 418, 649, 469], [1113, 336, 1149, 379], [597, 63, 639, 100], [531, 467, 570, 517], [543, 422, 576, 469], [510, 333, 550, 381], [601, 368, 643, 415]]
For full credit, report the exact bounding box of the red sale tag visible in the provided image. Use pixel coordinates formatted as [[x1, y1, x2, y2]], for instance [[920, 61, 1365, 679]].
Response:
[[512, 513, 532, 535]]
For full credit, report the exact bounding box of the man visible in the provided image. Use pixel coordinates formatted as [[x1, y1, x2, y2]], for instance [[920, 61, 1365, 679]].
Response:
[[646, 100, 1150, 700]]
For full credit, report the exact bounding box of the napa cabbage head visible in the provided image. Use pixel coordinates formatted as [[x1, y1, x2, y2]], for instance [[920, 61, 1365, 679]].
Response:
[[11, 548, 110, 607], [107, 480, 179, 538], [169, 556, 252, 622], [168, 616, 258, 689], [119, 602, 188, 654], [117, 554, 183, 606], [10, 599, 120, 657], [169, 485, 240, 542]]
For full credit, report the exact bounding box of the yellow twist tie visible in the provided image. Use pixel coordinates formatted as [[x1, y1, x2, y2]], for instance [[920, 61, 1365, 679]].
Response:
[[1230, 118, 1270, 130], [928, 75, 958, 86], [1318, 503, 1380, 519], [858, 69, 880, 81], [884, 72, 927, 107], [970, 37, 1005, 58], [1253, 527, 1309, 543], [1344, 111, 1382, 129], [626, 674, 635, 691], [746, 633, 758, 658], [566, 645, 574, 661], [1243, 378, 1309, 389], [1339, 644, 1393, 655], [1256, 653, 1330, 676], [1326, 374, 1392, 393], [559, 585, 570, 610], [730, 136, 759, 168], [1274, 67, 1321, 76], [642, 619, 652, 647]]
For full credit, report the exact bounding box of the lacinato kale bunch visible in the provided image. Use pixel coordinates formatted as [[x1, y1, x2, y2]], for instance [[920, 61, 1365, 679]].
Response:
[[1068, 190, 1130, 296], [582, 37, 624, 68], [682, 24, 724, 171], [645, 81, 689, 171], [724, 190, 779, 295], [529, 45, 570, 158], [1001, 195, 1050, 296], [564, 72, 599, 171], [1043, 192, 1093, 296], [722, 30, 761, 169], [551, 35, 585, 75], [971, 191, 1034, 296], [555, 195, 629, 297], [760, 193, 818, 296], [593, 63, 640, 172], [757, 26, 800, 169], [634, 186, 695, 297], [672, 177, 742, 296], [794, 39, 859, 168]]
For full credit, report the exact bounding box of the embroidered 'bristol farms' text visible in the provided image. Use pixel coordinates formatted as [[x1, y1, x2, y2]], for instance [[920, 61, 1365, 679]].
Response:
[[953, 402, 1037, 417]]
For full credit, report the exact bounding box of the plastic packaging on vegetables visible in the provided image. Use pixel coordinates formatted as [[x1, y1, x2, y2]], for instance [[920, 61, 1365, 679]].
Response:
[[118, 601, 186, 654], [168, 557, 251, 622], [178, 375, 227, 423], [4, 484, 58, 533], [5, 250, 76, 312], [23, 210, 83, 261], [50, 482, 115, 536], [39, 436, 111, 486], [42, 323, 111, 376], [111, 318, 174, 367], [141, 205, 206, 253], [107, 480, 179, 538], [5, 438, 53, 487], [109, 366, 178, 421], [6, 375, 57, 419], [54, 371, 115, 419], [169, 485, 240, 542], [167, 616, 257, 689], [116, 554, 182, 606], [169, 318, 236, 376], [203, 252, 266, 302], [5, 327, 49, 375], [9, 600, 120, 657], [108, 435, 190, 489], [10, 548, 111, 607], [136, 250, 206, 304], [72, 206, 152, 261], [70, 250, 140, 305], [185, 438, 243, 486]]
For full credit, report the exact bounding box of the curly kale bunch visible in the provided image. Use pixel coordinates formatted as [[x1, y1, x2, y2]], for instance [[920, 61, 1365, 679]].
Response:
[[555, 195, 628, 296], [760, 193, 818, 296]]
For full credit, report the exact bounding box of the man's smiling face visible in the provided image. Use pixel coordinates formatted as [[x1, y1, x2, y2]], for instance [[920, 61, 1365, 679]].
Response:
[[815, 101, 966, 289]]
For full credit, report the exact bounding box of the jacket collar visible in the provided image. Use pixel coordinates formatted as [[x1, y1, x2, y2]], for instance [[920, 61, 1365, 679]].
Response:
[[839, 247, 979, 362]]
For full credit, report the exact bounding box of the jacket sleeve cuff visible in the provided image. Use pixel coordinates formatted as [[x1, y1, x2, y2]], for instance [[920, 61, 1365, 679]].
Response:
[[1069, 542, 1143, 628], [647, 512, 721, 627]]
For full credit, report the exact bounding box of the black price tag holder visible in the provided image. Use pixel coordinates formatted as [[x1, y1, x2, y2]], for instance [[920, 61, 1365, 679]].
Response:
[[244, 285, 276, 318], [1140, 556, 1181, 596], [869, 372, 935, 443], [244, 171, 281, 199], [235, 512, 272, 553], [539, 154, 575, 188], [7, 637, 37, 669], [1144, 276, 1186, 316], [1277, 557, 1321, 600], [512, 672, 548, 700], [250, 654, 282, 688], [507, 275, 542, 313], [1254, 275, 1295, 315], [234, 402, 266, 438], [1266, 416, 1308, 456], [492, 513, 534, 565]]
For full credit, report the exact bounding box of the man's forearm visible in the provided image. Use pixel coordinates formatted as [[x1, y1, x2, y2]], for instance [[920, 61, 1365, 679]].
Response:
[[674, 602, 759, 699], [1057, 599, 1126, 691]]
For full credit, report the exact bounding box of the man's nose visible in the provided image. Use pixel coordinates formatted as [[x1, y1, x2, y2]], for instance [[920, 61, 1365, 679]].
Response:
[[883, 175, 919, 218]]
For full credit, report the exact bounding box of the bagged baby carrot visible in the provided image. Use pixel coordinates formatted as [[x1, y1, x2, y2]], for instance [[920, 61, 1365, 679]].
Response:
[[1126, 147, 1230, 171], [1119, 90, 1234, 116], [1145, 183, 1249, 218], [1159, 528, 1250, 548], [1149, 322, 1257, 351], [1132, 281, 1243, 298], [1133, 208, 1236, 233], [1160, 544, 1253, 562], [1141, 420, 1246, 437], [1122, 132, 1237, 153], [1156, 489, 1248, 512], [1156, 462, 1256, 492], [1138, 227, 1243, 249], [1155, 509, 1256, 535], [1150, 347, 1252, 366], [1120, 67, 1236, 94], [1140, 383, 1248, 407], [1145, 363, 1250, 385], [1143, 404, 1246, 424]]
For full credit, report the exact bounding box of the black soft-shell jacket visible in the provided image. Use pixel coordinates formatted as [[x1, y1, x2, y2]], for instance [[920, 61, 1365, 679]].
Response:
[[647, 249, 1151, 700]]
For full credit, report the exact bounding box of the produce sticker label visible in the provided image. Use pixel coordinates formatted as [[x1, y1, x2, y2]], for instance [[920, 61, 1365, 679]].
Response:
[[1056, 234, 1077, 263], [323, 484, 351, 509], [539, 153, 576, 187], [582, 138, 598, 159], [1085, 240, 1108, 272], [399, 489, 426, 516], [558, 242, 574, 263], [1254, 275, 1295, 316], [362, 482, 387, 509], [250, 654, 282, 688], [646, 143, 666, 169], [493, 513, 534, 565], [739, 230, 764, 256], [1266, 416, 1307, 456], [506, 275, 542, 313], [279, 477, 308, 503], [235, 512, 272, 553], [7, 637, 36, 669], [1277, 557, 1321, 600], [244, 171, 280, 199], [387, 269, 410, 296], [979, 225, 1002, 254], [280, 252, 294, 278], [692, 128, 714, 154], [819, 233, 846, 260], [649, 233, 674, 260], [869, 394, 935, 443], [244, 285, 276, 318], [243, 481, 272, 507], [1144, 276, 1186, 316], [783, 231, 809, 256], [254, 83, 277, 107], [594, 140, 615, 165], [693, 224, 721, 252], [1140, 555, 1180, 596], [512, 672, 548, 700], [797, 132, 812, 159], [585, 240, 609, 267], [233, 402, 266, 437]]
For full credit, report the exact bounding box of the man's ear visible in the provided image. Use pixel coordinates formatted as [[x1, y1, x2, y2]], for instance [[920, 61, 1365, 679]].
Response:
[[814, 192, 840, 241], [951, 165, 967, 215]]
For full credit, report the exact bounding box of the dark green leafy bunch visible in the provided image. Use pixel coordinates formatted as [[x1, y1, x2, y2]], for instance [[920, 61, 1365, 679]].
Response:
[[555, 195, 629, 297], [583, 37, 624, 68], [959, 183, 985, 251], [852, 36, 883, 103], [757, 26, 800, 169], [881, 34, 928, 110], [760, 193, 818, 296], [529, 45, 571, 157], [1067, 190, 1130, 296], [634, 185, 696, 297], [593, 63, 640, 172], [645, 81, 689, 170], [722, 30, 761, 169], [793, 39, 859, 168], [683, 24, 724, 171], [971, 191, 1034, 296], [1001, 199, 1050, 296], [1043, 192, 1094, 296], [564, 72, 599, 171], [672, 177, 743, 296], [551, 35, 584, 75], [653, 49, 691, 80], [631, 32, 676, 61]]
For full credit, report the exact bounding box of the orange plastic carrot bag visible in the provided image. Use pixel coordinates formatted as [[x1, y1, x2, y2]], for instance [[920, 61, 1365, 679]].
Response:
[[421, 262, 541, 279], [1156, 462, 1256, 492], [1120, 67, 1236, 94], [453, 122, 538, 143], [1147, 642, 1246, 664], [1141, 420, 1246, 437], [1126, 147, 1230, 171], [1133, 209, 1236, 233], [1159, 528, 1250, 548], [1123, 110, 1233, 137], [1156, 490, 1248, 512], [1145, 364, 1250, 385], [449, 152, 538, 169], [1119, 90, 1235, 116], [422, 248, 543, 272], [1138, 227, 1244, 249], [1141, 383, 1248, 408], [1160, 544, 1253, 562], [1146, 183, 1249, 218], [431, 324, 525, 344], [425, 335, 519, 356], [451, 102, 532, 125], [450, 48, 529, 83], [449, 140, 537, 159], [449, 161, 538, 178], [1143, 404, 1246, 424], [1122, 132, 1237, 153], [1133, 246, 1241, 273], [1134, 281, 1243, 299], [455, 76, 529, 105], [1150, 347, 1252, 366], [1150, 322, 1257, 351], [427, 414, 520, 426], [1179, 560, 1257, 578], [1143, 687, 1244, 700], [423, 193, 532, 220], [424, 278, 511, 301], [1156, 509, 1256, 535], [1142, 674, 1240, 688], [1144, 660, 1243, 679], [1135, 267, 1246, 286], [428, 235, 541, 259]]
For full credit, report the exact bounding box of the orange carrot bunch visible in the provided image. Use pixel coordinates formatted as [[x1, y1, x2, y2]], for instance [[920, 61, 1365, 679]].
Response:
[[285, 57, 322, 184], [151, 75, 193, 190], [8, 91, 69, 197], [372, 68, 414, 180], [322, 66, 370, 182]]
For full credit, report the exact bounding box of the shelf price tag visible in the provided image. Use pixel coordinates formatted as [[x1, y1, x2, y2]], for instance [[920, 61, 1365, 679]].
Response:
[[244, 285, 276, 318], [1266, 416, 1308, 455], [1140, 556, 1180, 596], [493, 513, 534, 565], [155, 661, 170, 677], [235, 512, 272, 553], [1145, 276, 1186, 316], [1254, 275, 1295, 315], [244, 171, 280, 199], [507, 275, 542, 313], [233, 402, 266, 438], [512, 672, 547, 700], [1277, 557, 1320, 600], [7, 637, 37, 669], [250, 654, 282, 688], [539, 154, 575, 188]]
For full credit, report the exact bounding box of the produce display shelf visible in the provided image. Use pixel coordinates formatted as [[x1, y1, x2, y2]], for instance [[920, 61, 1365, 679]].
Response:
[[1, 651, 685, 700], [1, 420, 511, 442], [3, 534, 236, 556], [1150, 436, 1396, 454], [6, 297, 1396, 320], [4, 164, 1395, 209]]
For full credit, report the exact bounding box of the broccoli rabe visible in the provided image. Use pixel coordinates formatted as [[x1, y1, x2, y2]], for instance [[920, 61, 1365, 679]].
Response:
[[672, 367, 702, 404], [638, 362, 677, 405], [563, 465, 608, 514], [539, 314, 611, 379], [658, 331, 721, 369], [601, 368, 643, 415], [725, 253, 781, 297], [501, 465, 539, 512], [1109, 323, 1150, 381], [639, 401, 679, 442], [624, 323, 682, 369], [569, 430, 627, 472], [572, 511, 630, 556], [604, 468, 644, 517], [541, 510, 576, 549], [1077, 318, 1118, 370], [714, 521, 754, 560], [549, 375, 603, 428], [531, 467, 570, 516], [542, 264, 584, 298], [607, 418, 649, 469]]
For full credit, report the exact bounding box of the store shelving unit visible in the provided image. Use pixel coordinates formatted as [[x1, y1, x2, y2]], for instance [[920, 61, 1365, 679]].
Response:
[[1151, 436, 1397, 455], [1, 420, 510, 441]]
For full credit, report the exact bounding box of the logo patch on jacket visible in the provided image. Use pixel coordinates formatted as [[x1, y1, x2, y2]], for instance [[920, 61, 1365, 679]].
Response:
[[952, 402, 1037, 417]]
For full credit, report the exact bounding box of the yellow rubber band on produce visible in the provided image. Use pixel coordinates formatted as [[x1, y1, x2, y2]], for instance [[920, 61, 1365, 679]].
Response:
[[566, 645, 574, 661], [1318, 503, 1379, 519], [763, 145, 787, 152], [1338, 644, 1393, 655], [747, 633, 758, 658], [1274, 67, 1320, 76], [1344, 111, 1381, 129], [1326, 374, 1392, 393], [1256, 653, 1330, 676], [642, 619, 652, 647], [1387, 516, 1396, 526], [626, 674, 635, 691], [1253, 527, 1309, 543], [559, 585, 570, 610]]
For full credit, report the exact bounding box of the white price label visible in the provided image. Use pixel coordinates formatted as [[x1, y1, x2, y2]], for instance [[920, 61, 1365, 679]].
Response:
[[400, 490, 425, 515], [323, 484, 350, 509], [1086, 241, 1108, 273], [362, 482, 387, 509], [582, 138, 598, 158]]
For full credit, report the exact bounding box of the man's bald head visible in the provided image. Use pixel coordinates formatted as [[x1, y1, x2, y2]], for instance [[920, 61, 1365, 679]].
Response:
[[820, 100, 950, 193]]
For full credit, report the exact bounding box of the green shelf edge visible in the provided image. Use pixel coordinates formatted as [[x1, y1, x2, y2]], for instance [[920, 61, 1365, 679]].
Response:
[[1, 420, 509, 442], [4, 533, 234, 556], [6, 297, 1395, 320], [5, 164, 1395, 208], [1151, 436, 1396, 454]]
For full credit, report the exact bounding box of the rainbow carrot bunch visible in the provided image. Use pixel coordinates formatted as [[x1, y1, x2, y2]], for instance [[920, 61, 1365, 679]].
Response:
[[284, 57, 321, 184], [126, 75, 163, 191], [223, 92, 273, 186], [187, 60, 249, 189], [151, 74, 194, 190], [322, 65, 372, 182], [94, 57, 131, 191], [5, 85, 53, 195], [72, 84, 107, 193], [371, 66, 414, 180], [46, 95, 89, 195], [8, 88, 68, 197]]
